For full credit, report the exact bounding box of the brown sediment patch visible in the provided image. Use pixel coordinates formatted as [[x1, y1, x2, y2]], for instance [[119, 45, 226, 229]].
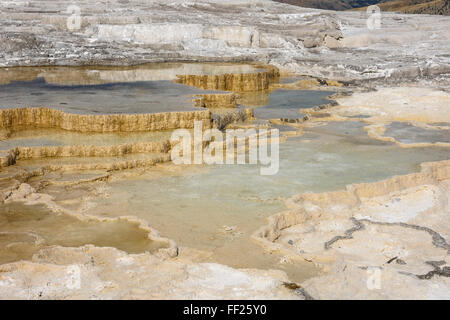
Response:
[[0, 107, 212, 133], [269, 118, 306, 128]]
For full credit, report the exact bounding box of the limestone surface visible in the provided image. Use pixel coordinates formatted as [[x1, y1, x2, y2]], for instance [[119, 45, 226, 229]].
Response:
[[253, 160, 450, 299], [1, 0, 449, 84]]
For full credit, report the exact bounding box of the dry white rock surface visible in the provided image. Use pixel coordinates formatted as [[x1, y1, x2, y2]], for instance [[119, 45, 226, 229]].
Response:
[[0, 0, 449, 85]]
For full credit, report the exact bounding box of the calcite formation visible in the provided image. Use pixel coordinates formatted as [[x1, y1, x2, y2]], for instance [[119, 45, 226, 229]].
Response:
[[0, 60, 271, 177], [0, 182, 178, 260], [2, 152, 172, 172], [0, 169, 301, 300], [0, 108, 212, 133], [0, 141, 172, 168], [194, 93, 238, 109], [97, 24, 263, 48], [1, 0, 449, 84], [0, 63, 266, 86], [253, 160, 450, 299], [0, 0, 450, 300], [332, 87, 450, 124], [303, 87, 450, 149], [0, 107, 211, 169], [175, 66, 280, 92]]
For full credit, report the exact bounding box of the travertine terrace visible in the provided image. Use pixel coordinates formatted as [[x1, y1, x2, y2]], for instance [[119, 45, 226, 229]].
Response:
[[0, 0, 449, 300]]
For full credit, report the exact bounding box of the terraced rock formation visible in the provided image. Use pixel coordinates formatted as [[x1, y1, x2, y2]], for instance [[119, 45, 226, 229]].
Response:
[[0, 108, 212, 133], [250, 86, 450, 299], [0, 0, 449, 300], [175, 66, 280, 92], [0, 62, 278, 169], [253, 159, 450, 299]]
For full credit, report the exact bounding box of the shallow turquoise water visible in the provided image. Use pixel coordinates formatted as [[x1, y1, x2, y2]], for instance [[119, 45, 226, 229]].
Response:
[[2, 65, 449, 281], [0, 78, 214, 114], [86, 121, 450, 252]]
